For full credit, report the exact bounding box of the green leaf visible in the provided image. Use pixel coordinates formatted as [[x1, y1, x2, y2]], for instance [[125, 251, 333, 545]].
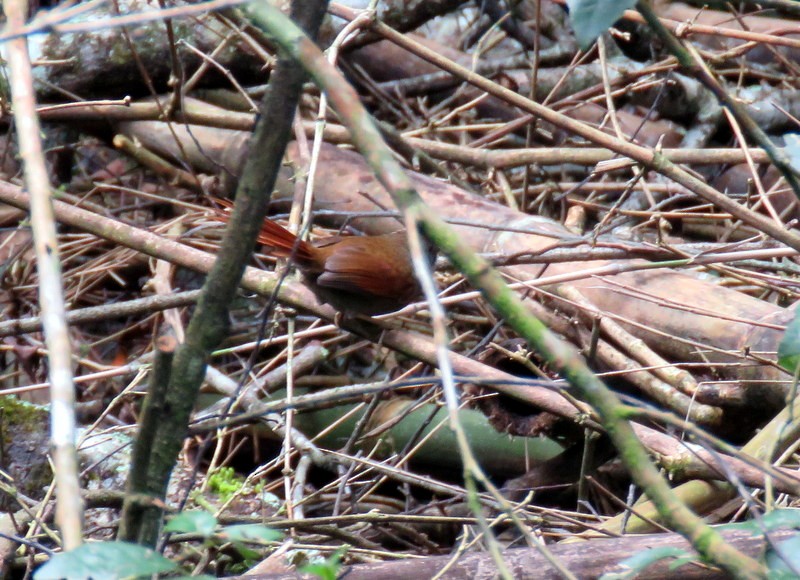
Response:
[[299, 547, 347, 580], [766, 535, 800, 578], [231, 543, 261, 562], [567, 0, 637, 49], [220, 524, 282, 543], [717, 519, 759, 533], [164, 510, 218, 537], [34, 542, 176, 580], [782, 134, 800, 173], [762, 509, 800, 531], [301, 562, 338, 580], [668, 554, 700, 571], [207, 466, 245, 502], [600, 547, 692, 579], [719, 509, 800, 536], [779, 311, 800, 373]]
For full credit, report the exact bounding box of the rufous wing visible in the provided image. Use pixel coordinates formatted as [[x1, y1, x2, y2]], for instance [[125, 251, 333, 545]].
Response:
[[316, 244, 414, 299]]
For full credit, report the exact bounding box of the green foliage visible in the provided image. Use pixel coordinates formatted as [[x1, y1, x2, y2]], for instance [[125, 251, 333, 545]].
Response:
[[765, 535, 800, 578], [164, 510, 282, 567], [779, 310, 800, 373], [164, 510, 282, 548], [164, 510, 218, 538], [602, 510, 800, 578], [221, 524, 283, 544], [207, 466, 245, 502], [34, 511, 283, 579], [567, 0, 637, 49], [220, 524, 284, 564], [299, 547, 348, 580], [782, 134, 800, 173], [34, 542, 176, 580], [599, 547, 691, 579], [719, 508, 800, 534]]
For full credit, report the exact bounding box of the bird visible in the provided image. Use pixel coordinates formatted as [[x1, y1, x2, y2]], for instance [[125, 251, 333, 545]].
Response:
[[213, 199, 432, 315], [257, 219, 426, 315]]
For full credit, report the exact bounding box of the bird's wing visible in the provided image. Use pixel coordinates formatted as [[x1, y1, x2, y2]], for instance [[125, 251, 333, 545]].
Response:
[[316, 245, 407, 298]]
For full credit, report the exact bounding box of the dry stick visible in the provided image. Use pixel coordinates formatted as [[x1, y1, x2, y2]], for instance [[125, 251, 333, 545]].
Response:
[[203, 343, 333, 519], [406, 142, 774, 169], [311, 527, 798, 580], [150, 221, 188, 343], [0, 291, 202, 338], [0, 177, 786, 414], [0, 180, 568, 414], [33, 99, 774, 167], [1, 154, 793, 510], [335, 6, 800, 254], [580, 4, 800, 540], [636, 0, 800, 200], [0, 175, 781, 534], [558, 286, 700, 397], [196, 361, 800, 496], [740, 0, 800, 17], [409, 212, 571, 578], [113, 134, 202, 191], [613, 2, 800, 49], [488, 242, 796, 266], [422, 246, 799, 328], [605, 361, 800, 534], [120, 0, 332, 548], [555, 289, 718, 424], [258, 5, 766, 578], [3, 0, 83, 550], [0, 0, 247, 43], [520, 292, 724, 414], [28, 93, 786, 174], [624, 406, 800, 497]]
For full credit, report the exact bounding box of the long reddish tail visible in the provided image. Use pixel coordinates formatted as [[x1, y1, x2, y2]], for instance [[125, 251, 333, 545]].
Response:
[[212, 197, 316, 263], [256, 219, 317, 263]]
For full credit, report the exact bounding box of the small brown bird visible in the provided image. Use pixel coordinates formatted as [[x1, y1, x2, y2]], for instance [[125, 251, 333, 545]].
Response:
[[256, 219, 425, 315]]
